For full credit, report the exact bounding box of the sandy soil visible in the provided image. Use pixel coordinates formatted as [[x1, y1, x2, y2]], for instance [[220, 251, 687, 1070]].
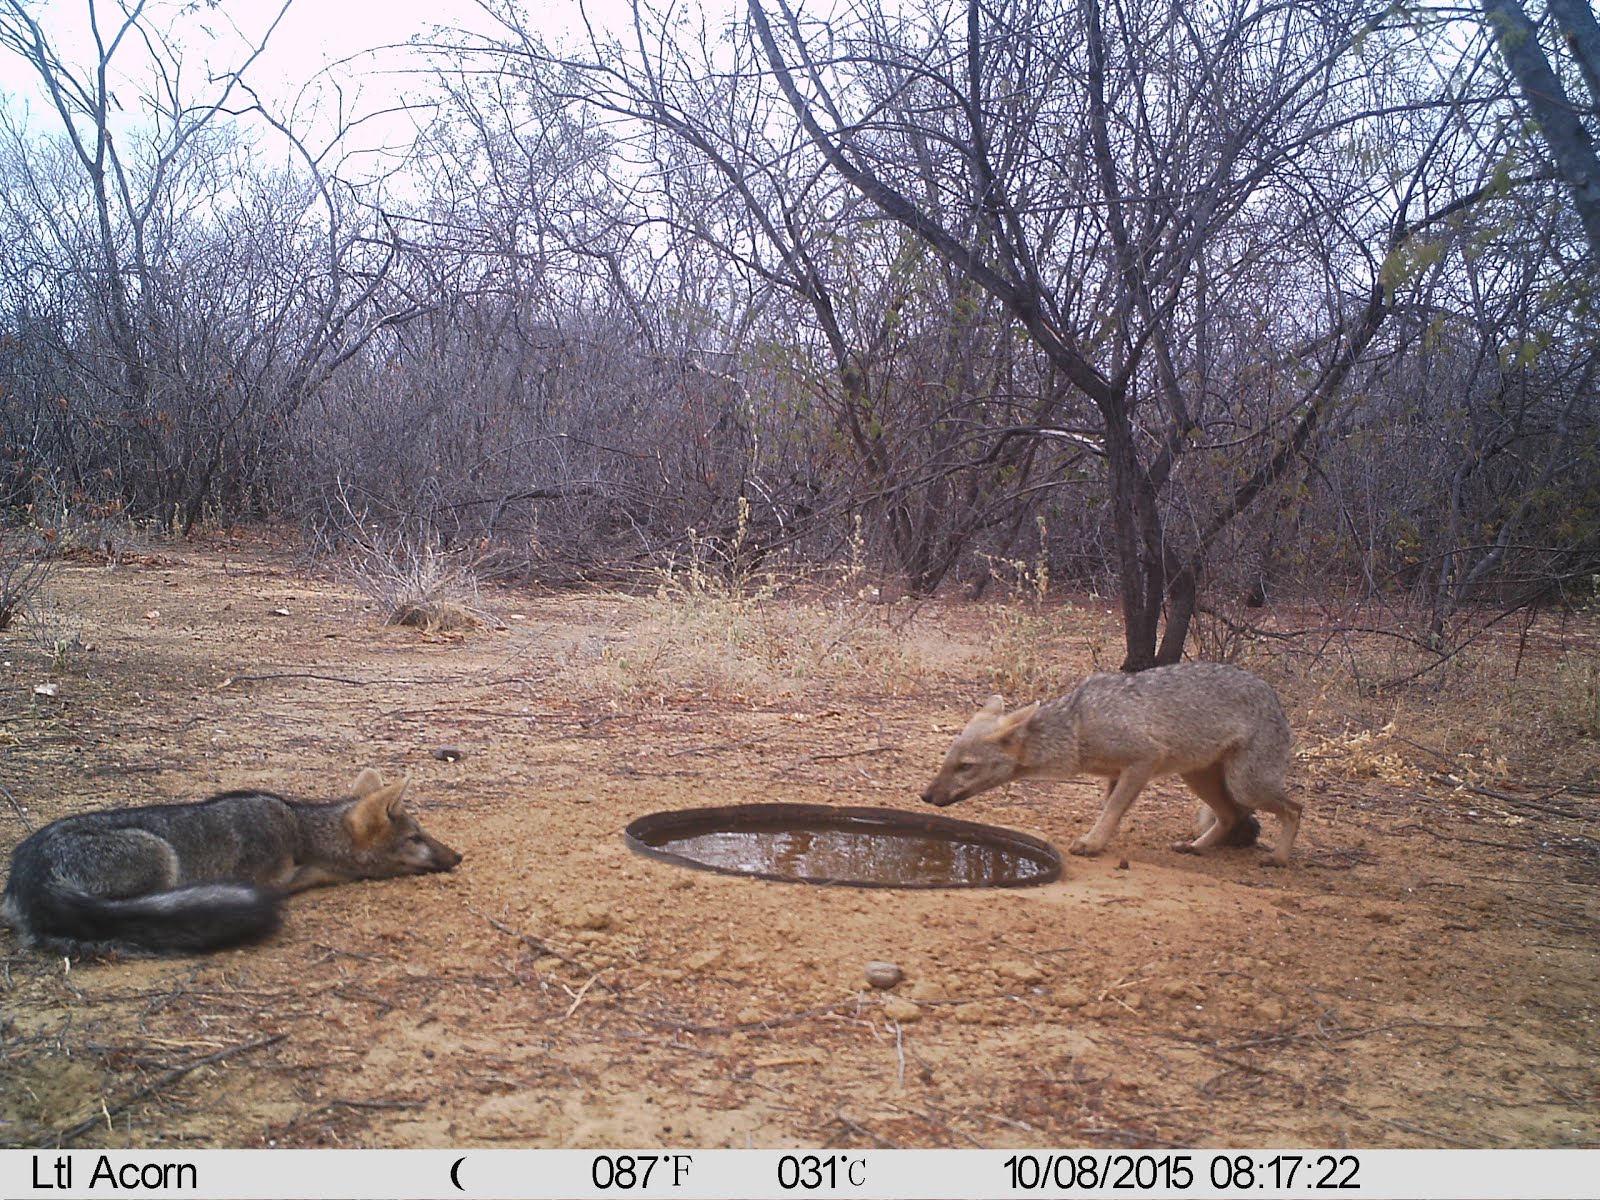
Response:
[[1, 538, 1596, 1150]]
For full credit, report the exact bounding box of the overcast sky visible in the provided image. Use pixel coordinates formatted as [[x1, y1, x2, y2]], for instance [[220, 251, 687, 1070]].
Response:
[[0, 0, 628, 139], [0, 0, 679, 202]]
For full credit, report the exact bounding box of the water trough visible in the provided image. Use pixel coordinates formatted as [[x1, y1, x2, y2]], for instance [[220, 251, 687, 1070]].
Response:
[[624, 802, 1062, 889]]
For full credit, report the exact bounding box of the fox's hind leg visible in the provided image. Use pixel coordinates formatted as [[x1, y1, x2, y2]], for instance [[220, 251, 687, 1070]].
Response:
[[1250, 786, 1302, 866], [1176, 765, 1259, 854], [1224, 755, 1301, 866], [70, 829, 182, 897], [1267, 798, 1302, 866]]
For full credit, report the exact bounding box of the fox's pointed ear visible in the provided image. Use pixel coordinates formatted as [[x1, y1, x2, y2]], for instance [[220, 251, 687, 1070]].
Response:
[[964, 695, 1007, 731], [380, 776, 411, 817], [986, 700, 1040, 742], [346, 779, 407, 844], [351, 768, 385, 797]]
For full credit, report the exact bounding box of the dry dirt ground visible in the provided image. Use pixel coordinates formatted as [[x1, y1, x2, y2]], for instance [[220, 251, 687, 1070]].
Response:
[[1, 537, 1596, 1151]]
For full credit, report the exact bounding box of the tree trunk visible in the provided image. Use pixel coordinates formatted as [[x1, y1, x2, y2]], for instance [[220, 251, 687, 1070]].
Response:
[[1481, 0, 1600, 256], [1101, 403, 1163, 671]]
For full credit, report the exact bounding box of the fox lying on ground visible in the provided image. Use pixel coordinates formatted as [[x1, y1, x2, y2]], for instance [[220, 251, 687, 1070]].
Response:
[[922, 662, 1301, 865], [2, 769, 461, 958]]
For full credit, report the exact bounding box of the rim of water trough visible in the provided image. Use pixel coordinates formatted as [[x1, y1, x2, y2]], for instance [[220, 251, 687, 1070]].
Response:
[[622, 802, 1063, 889]]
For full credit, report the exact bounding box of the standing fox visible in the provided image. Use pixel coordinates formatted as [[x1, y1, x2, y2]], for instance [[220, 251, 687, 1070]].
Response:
[[922, 663, 1301, 865], [2, 769, 462, 958]]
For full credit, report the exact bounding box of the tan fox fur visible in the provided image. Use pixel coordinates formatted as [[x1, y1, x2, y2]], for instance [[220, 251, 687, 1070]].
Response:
[[922, 662, 1301, 865]]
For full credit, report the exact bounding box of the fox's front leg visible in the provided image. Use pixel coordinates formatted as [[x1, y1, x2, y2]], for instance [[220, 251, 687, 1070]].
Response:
[[275, 863, 345, 893], [1070, 769, 1152, 857]]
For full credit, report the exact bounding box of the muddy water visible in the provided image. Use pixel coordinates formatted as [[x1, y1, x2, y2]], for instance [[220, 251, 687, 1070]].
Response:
[[625, 804, 1060, 888]]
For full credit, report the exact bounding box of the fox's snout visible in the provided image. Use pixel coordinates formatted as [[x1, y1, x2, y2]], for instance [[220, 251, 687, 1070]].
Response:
[[423, 838, 463, 873], [920, 786, 959, 807]]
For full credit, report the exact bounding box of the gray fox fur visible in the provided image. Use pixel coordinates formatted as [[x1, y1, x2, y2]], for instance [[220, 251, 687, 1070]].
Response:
[[2, 769, 461, 958], [922, 662, 1301, 865]]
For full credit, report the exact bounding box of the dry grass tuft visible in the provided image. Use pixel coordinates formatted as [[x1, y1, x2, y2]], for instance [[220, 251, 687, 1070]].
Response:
[[568, 508, 929, 702], [388, 599, 481, 633], [1236, 611, 1600, 789], [980, 520, 1110, 699], [347, 537, 483, 634]]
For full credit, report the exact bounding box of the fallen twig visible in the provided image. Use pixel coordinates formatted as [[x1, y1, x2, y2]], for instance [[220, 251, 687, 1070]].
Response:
[[632, 1000, 859, 1037], [47, 1033, 287, 1147], [1428, 774, 1586, 821], [320, 1097, 427, 1113], [219, 672, 432, 689], [1385, 1118, 1486, 1147], [0, 783, 33, 830], [667, 729, 787, 758], [1393, 821, 1535, 854], [891, 1019, 906, 1089], [791, 745, 901, 764], [828, 1110, 900, 1149], [881, 1102, 987, 1148], [474, 908, 619, 997], [562, 974, 600, 1019]]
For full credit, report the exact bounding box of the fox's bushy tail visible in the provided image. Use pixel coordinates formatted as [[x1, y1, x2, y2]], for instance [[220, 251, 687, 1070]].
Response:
[[1194, 806, 1262, 848], [11, 884, 282, 957]]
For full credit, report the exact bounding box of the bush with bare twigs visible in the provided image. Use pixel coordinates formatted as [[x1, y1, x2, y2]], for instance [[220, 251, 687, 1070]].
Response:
[[0, 527, 57, 633], [347, 535, 482, 634]]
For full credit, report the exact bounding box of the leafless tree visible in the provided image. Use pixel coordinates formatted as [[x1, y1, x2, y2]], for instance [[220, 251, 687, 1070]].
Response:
[[742, 0, 1503, 667], [1, 0, 1590, 650], [417, 0, 1091, 591], [0, 0, 412, 531]]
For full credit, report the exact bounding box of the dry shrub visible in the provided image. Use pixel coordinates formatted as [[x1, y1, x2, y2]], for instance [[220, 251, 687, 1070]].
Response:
[[980, 520, 1109, 699], [1242, 613, 1600, 788], [1296, 724, 1418, 784], [569, 509, 926, 702], [0, 527, 58, 632], [348, 537, 482, 634]]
